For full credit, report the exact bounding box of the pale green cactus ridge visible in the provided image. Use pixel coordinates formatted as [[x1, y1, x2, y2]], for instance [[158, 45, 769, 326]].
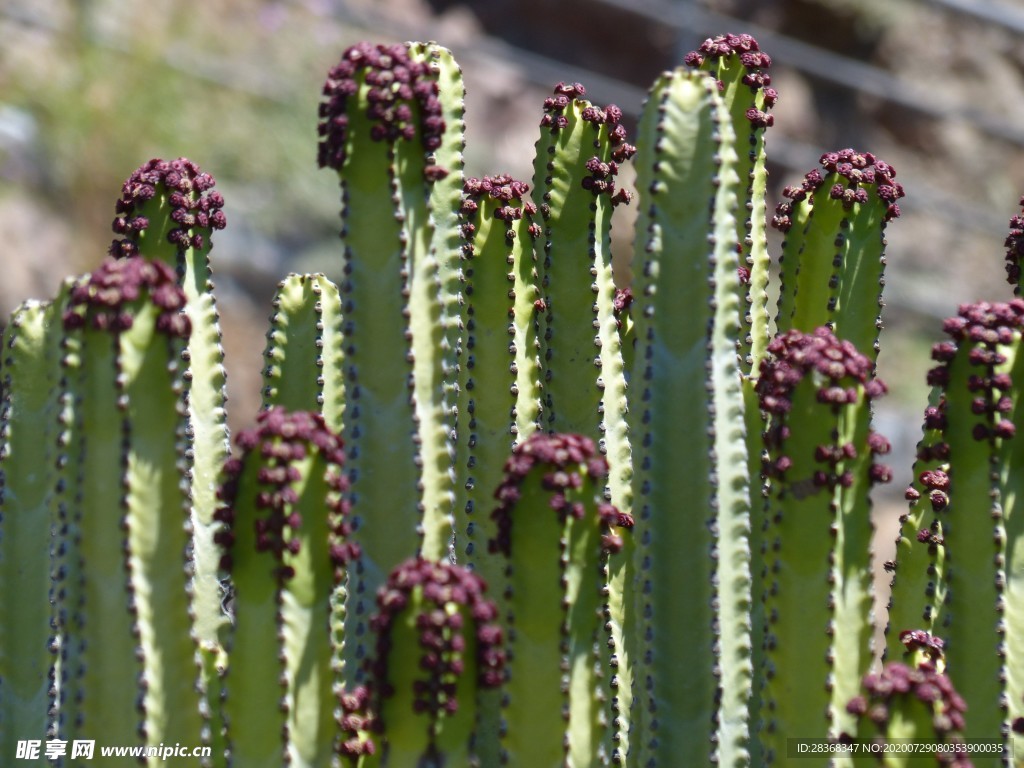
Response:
[[58, 266, 204, 752], [628, 68, 750, 768], [885, 397, 947, 652], [261, 273, 345, 432], [409, 43, 467, 562], [280, 464, 339, 768], [688, 43, 774, 373], [330, 65, 426, 676], [109, 158, 232, 648], [0, 300, 63, 753], [757, 330, 883, 762], [493, 436, 627, 768], [774, 152, 901, 365]]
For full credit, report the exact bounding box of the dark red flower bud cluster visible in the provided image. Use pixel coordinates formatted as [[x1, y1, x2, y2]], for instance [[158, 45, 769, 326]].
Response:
[[899, 629, 946, 663], [1004, 196, 1024, 289], [213, 407, 355, 580], [538, 83, 636, 205], [757, 328, 890, 487], [489, 432, 634, 556], [771, 149, 904, 232], [62, 256, 190, 338], [109, 158, 226, 259], [683, 34, 776, 125], [612, 286, 633, 330], [335, 686, 377, 761], [367, 557, 505, 722], [318, 42, 446, 177], [842, 662, 970, 766]]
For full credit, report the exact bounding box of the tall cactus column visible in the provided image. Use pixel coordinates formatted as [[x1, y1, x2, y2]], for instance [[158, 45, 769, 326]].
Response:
[[108, 157, 231, 647], [318, 42, 464, 672], [56, 257, 205, 754], [627, 67, 751, 768]]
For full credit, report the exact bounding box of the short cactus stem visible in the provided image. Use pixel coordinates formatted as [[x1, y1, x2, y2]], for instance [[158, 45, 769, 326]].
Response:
[[888, 300, 1024, 751], [684, 32, 776, 373], [755, 327, 890, 762], [628, 67, 752, 768], [772, 149, 904, 366], [359, 557, 504, 767], [841, 654, 972, 768], [56, 256, 204, 750], [261, 273, 345, 432], [108, 156, 231, 647], [488, 432, 633, 767], [0, 299, 65, 753], [216, 407, 355, 767], [319, 41, 462, 672]]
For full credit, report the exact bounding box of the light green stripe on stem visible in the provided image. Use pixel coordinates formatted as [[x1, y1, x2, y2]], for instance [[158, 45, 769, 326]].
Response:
[[628, 68, 749, 768]]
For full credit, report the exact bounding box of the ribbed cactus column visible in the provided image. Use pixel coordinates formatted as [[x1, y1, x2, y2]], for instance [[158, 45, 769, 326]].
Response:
[[755, 328, 891, 763], [215, 407, 356, 768], [627, 67, 751, 768], [683, 33, 777, 372], [452, 175, 541, 575], [0, 298, 65, 753], [488, 432, 633, 768], [57, 257, 204, 753], [108, 158, 231, 647], [318, 43, 463, 665], [888, 300, 1024, 754], [772, 149, 904, 364], [356, 557, 505, 767]]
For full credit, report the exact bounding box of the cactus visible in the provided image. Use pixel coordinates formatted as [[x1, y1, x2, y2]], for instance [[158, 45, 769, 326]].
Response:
[[5, 31, 1024, 768]]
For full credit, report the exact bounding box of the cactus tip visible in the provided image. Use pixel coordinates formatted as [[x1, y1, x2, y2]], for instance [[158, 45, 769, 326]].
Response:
[[109, 157, 226, 258], [214, 407, 354, 579], [367, 557, 506, 714], [318, 41, 446, 176], [489, 432, 634, 556], [62, 255, 190, 337]]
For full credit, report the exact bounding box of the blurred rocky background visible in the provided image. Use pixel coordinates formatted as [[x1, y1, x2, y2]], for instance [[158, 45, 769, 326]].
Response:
[[4, 0, 1024, 541]]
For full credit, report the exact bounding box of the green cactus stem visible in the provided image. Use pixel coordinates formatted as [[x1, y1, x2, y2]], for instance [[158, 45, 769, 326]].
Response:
[[260, 273, 345, 432], [488, 432, 633, 768], [108, 157, 231, 647], [55, 256, 204, 752], [319, 43, 461, 663], [887, 300, 1024, 752], [452, 174, 541, 575], [772, 149, 904, 366], [755, 328, 891, 763], [842, 634, 972, 768], [215, 407, 356, 767], [684, 32, 777, 373], [627, 66, 752, 768], [407, 42, 467, 564], [530, 81, 633, 479], [356, 557, 505, 767], [0, 298, 66, 754]]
